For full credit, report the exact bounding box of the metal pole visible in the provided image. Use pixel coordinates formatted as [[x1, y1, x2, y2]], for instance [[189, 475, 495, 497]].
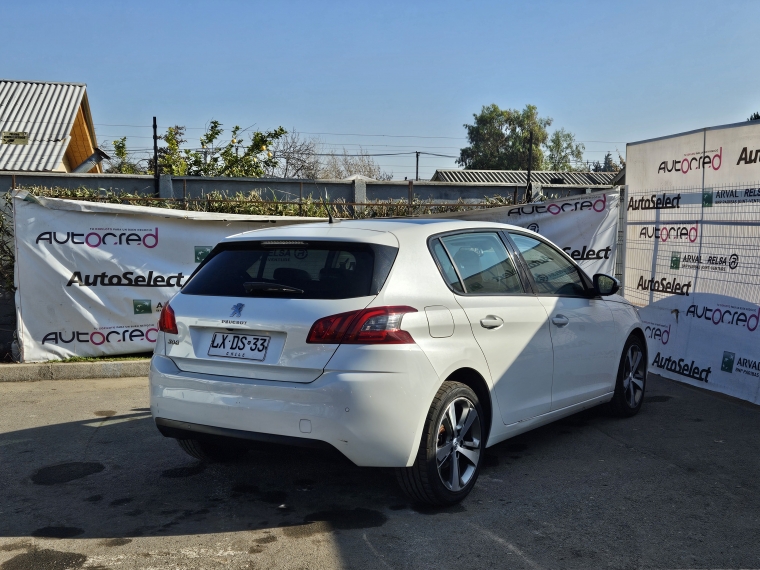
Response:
[[153, 117, 159, 196], [299, 182, 303, 217], [408, 180, 413, 215], [525, 130, 533, 203], [415, 151, 420, 181], [183, 178, 187, 210]]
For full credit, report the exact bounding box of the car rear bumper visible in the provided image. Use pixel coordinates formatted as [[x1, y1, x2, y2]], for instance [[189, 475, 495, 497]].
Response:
[[149, 346, 439, 467]]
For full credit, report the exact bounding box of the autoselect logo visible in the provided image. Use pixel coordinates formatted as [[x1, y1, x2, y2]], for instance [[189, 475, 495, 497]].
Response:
[[627, 193, 681, 211], [41, 324, 158, 345], [36, 227, 159, 248], [657, 147, 722, 175], [643, 322, 671, 345], [562, 245, 612, 261], [722, 350, 760, 378], [66, 271, 186, 287], [702, 186, 760, 206], [670, 252, 739, 272], [636, 274, 692, 296], [651, 352, 711, 382], [686, 303, 760, 331], [507, 194, 608, 217], [638, 223, 698, 243]]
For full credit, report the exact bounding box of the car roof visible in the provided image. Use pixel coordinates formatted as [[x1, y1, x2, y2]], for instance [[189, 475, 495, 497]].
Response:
[[223, 218, 533, 243]]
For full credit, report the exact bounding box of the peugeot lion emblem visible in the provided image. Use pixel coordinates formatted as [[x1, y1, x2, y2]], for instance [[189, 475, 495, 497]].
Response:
[[230, 303, 245, 318]]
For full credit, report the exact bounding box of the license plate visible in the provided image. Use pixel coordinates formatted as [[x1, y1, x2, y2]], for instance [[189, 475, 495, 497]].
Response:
[[208, 332, 270, 361]]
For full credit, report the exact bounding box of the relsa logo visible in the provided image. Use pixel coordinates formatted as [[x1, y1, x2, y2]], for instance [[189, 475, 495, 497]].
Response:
[[36, 228, 159, 248], [657, 147, 722, 174], [507, 194, 607, 217]]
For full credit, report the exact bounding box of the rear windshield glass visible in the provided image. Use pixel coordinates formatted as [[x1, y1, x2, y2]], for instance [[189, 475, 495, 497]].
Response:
[[182, 241, 398, 299]]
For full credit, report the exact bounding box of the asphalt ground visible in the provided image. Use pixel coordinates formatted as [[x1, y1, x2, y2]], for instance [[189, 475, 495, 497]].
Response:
[[0, 374, 759, 570]]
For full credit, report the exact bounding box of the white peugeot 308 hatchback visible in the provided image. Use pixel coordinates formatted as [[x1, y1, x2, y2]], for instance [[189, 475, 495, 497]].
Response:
[[150, 219, 646, 505]]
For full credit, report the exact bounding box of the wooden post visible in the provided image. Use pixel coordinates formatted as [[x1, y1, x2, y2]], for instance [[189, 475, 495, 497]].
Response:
[[408, 180, 413, 216], [299, 181, 303, 217]]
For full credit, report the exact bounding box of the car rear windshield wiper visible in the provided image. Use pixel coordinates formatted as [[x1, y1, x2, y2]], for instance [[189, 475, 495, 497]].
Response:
[[243, 282, 304, 295]]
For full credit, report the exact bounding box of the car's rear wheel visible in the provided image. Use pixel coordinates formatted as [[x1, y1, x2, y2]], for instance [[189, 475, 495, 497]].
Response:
[[176, 438, 244, 462], [396, 381, 484, 506], [608, 335, 647, 417]]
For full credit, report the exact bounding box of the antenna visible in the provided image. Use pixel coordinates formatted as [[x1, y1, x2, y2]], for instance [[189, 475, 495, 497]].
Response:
[[321, 191, 334, 224]]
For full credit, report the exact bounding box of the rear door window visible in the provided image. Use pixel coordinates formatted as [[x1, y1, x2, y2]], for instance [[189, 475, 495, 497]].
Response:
[[431, 232, 523, 295], [182, 241, 397, 299]]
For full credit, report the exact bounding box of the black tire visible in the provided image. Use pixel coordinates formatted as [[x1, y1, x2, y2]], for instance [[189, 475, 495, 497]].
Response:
[[396, 381, 485, 506], [608, 335, 647, 417], [176, 438, 243, 462]]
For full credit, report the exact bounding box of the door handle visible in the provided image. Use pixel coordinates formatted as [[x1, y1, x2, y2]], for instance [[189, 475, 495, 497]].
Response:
[[551, 314, 569, 327], [480, 315, 504, 329]]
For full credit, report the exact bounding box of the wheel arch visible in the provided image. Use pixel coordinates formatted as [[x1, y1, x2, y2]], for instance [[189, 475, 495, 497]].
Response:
[[443, 367, 493, 445], [628, 327, 648, 364]]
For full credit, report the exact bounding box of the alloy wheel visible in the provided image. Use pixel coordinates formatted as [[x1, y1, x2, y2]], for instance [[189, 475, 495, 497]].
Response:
[[623, 344, 645, 408], [436, 397, 482, 492]]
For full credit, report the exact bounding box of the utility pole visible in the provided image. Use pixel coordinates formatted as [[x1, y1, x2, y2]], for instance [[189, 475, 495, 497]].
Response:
[[153, 117, 159, 196], [525, 130, 533, 203], [415, 151, 420, 181]]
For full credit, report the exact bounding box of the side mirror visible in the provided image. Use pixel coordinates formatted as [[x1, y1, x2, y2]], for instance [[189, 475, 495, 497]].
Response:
[[593, 273, 620, 296]]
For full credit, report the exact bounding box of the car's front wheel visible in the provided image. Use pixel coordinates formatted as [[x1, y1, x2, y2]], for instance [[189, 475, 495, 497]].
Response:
[[608, 335, 647, 417], [396, 381, 484, 506]]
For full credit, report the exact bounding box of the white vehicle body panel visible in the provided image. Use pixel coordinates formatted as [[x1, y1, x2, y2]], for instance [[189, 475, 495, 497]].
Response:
[[150, 219, 643, 467]]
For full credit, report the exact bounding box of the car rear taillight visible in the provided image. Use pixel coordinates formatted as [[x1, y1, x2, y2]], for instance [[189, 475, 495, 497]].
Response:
[[306, 306, 417, 344], [158, 303, 178, 334]]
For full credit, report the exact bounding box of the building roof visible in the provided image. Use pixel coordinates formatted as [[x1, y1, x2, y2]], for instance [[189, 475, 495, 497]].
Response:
[[0, 80, 96, 171], [431, 169, 618, 186]]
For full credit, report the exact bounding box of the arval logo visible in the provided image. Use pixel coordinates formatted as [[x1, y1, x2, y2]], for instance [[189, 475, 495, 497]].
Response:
[[230, 303, 245, 318]]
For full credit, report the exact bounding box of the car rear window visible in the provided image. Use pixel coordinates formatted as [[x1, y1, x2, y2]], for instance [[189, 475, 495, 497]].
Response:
[[182, 241, 398, 299]]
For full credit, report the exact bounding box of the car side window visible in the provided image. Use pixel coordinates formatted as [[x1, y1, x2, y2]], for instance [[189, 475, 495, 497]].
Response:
[[509, 233, 587, 297], [430, 239, 464, 293], [435, 232, 523, 295]]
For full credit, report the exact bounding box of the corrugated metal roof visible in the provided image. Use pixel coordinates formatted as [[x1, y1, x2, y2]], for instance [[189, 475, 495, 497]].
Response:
[[0, 80, 86, 171], [431, 169, 617, 186]]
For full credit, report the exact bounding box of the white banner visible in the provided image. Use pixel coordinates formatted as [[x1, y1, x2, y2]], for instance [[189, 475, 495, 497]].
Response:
[[626, 121, 760, 404], [430, 191, 620, 277], [13, 192, 320, 362]]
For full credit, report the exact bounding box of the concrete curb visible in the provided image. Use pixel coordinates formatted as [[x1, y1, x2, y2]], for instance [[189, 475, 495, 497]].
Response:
[[0, 359, 150, 382]]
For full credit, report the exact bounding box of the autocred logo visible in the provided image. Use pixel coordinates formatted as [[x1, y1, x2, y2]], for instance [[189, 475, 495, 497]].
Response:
[[66, 271, 186, 287], [657, 147, 722, 175], [627, 193, 681, 211], [643, 322, 670, 345], [670, 252, 738, 272], [686, 303, 760, 331], [636, 274, 692, 296], [41, 325, 158, 345], [507, 194, 607, 217], [638, 223, 698, 243], [651, 352, 711, 382], [36, 228, 159, 248], [722, 350, 760, 378]]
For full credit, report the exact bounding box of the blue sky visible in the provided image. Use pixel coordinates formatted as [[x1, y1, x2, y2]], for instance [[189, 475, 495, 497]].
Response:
[[3, 0, 758, 179]]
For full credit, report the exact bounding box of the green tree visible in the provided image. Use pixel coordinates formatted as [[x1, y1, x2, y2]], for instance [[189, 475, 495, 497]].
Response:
[[543, 128, 585, 171], [157, 125, 188, 175], [457, 104, 551, 170], [104, 137, 146, 174], [748, 112, 760, 121], [184, 121, 287, 177], [592, 151, 622, 173]]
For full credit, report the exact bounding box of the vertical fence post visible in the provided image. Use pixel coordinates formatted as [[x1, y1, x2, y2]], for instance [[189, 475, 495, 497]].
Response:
[[11, 175, 16, 191], [183, 179, 187, 210], [299, 182, 303, 217], [408, 180, 413, 216]]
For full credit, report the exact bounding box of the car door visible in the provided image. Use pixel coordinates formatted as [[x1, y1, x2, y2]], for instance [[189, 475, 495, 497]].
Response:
[[507, 232, 618, 410], [430, 231, 554, 425]]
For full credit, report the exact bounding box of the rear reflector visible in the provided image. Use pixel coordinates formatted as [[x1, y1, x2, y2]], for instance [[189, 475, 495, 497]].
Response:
[[158, 303, 178, 334], [306, 306, 417, 344]]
